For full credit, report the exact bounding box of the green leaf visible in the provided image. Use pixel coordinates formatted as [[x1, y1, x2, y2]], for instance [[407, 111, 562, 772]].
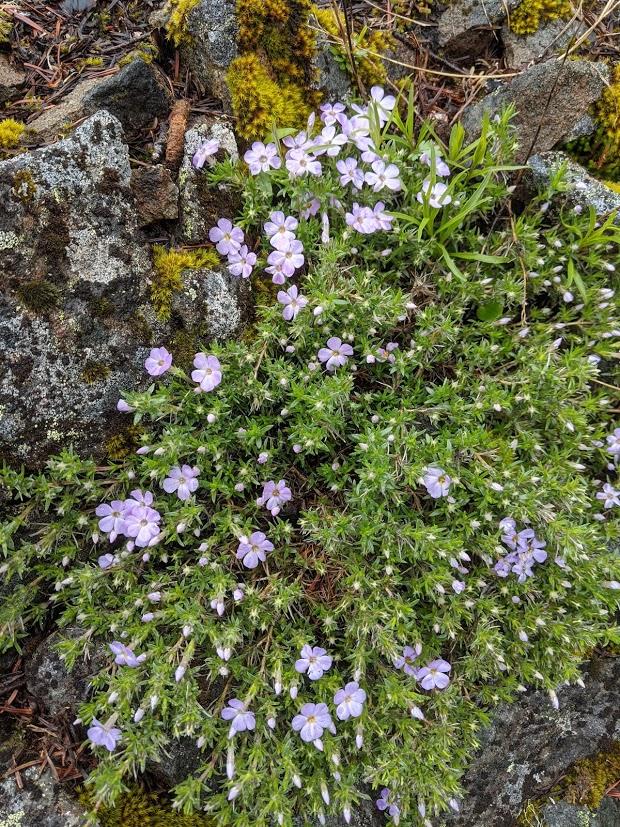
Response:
[[476, 300, 504, 321]]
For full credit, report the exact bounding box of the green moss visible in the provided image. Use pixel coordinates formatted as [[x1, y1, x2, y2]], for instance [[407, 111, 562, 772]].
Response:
[[89, 297, 115, 318], [16, 279, 61, 313], [118, 43, 158, 67], [165, 0, 201, 46], [82, 786, 214, 826], [0, 11, 12, 45], [82, 361, 111, 384], [11, 169, 37, 205], [104, 428, 141, 461], [151, 245, 219, 321], [0, 119, 25, 149], [509, 0, 571, 35]]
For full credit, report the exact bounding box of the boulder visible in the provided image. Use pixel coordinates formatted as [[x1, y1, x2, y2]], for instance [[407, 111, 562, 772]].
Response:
[[311, 31, 353, 102], [444, 656, 620, 826], [502, 19, 588, 68], [0, 54, 26, 105], [541, 799, 620, 827], [438, 0, 520, 55], [183, 0, 238, 107], [131, 164, 179, 226], [29, 59, 172, 141], [0, 766, 94, 827], [462, 59, 609, 161], [526, 152, 620, 219], [171, 267, 251, 342]]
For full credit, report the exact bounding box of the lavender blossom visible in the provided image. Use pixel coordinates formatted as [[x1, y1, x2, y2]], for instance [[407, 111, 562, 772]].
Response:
[[144, 346, 172, 377], [597, 483, 620, 508], [228, 245, 257, 279], [124, 505, 161, 547], [265, 211, 298, 245], [267, 239, 305, 277], [295, 644, 333, 680], [109, 641, 146, 667], [318, 337, 354, 371], [116, 398, 134, 413], [192, 353, 222, 392], [365, 159, 402, 192], [607, 428, 620, 455], [162, 465, 200, 501], [369, 86, 396, 125], [416, 179, 452, 209], [87, 717, 122, 752], [292, 702, 334, 742], [320, 101, 346, 125], [222, 698, 256, 737], [376, 788, 400, 824], [277, 285, 308, 321], [259, 479, 292, 515], [334, 682, 366, 720], [422, 467, 452, 498], [417, 659, 451, 691], [95, 501, 128, 542], [192, 138, 219, 169], [236, 531, 274, 569], [209, 218, 244, 256], [244, 141, 281, 175], [98, 553, 115, 569], [393, 644, 421, 677], [336, 157, 364, 189], [345, 203, 378, 234]]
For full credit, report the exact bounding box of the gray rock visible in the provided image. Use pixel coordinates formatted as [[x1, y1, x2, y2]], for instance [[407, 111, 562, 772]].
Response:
[[541, 799, 620, 827], [526, 152, 620, 219], [29, 59, 171, 140], [565, 114, 598, 143], [438, 0, 520, 52], [171, 267, 250, 341], [0, 766, 95, 827], [183, 0, 238, 107], [25, 625, 108, 716], [502, 19, 588, 67], [443, 656, 620, 826], [148, 736, 205, 788], [131, 164, 179, 226], [311, 31, 352, 102], [0, 54, 26, 104], [177, 118, 239, 244], [462, 59, 609, 162]]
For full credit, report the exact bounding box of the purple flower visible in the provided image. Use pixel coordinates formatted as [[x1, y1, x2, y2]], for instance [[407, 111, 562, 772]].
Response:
[[127, 489, 154, 508], [606, 428, 620, 455], [292, 702, 334, 742], [277, 285, 308, 321], [422, 467, 451, 498], [244, 141, 281, 175], [376, 788, 400, 823], [300, 193, 321, 219], [191, 352, 222, 393], [116, 398, 134, 413], [124, 505, 161, 547], [266, 260, 287, 285], [417, 179, 452, 208], [285, 148, 322, 177], [345, 203, 378, 234], [372, 202, 393, 232], [192, 138, 219, 169], [163, 465, 200, 501], [420, 148, 450, 177], [312, 125, 347, 157], [265, 211, 298, 246], [96, 501, 128, 542], [393, 644, 421, 677], [260, 479, 292, 515], [334, 681, 366, 720], [228, 245, 257, 279], [320, 101, 346, 125], [257, 451, 269, 464], [295, 645, 333, 680], [365, 159, 402, 192], [98, 553, 115, 569], [336, 157, 364, 189], [267, 239, 305, 277], [222, 698, 256, 737], [209, 218, 244, 256], [236, 531, 274, 568], [369, 85, 396, 124], [452, 579, 466, 594], [109, 641, 146, 667], [597, 483, 620, 508], [87, 718, 122, 752], [499, 517, 519, 549], [417, 659, 451, 691], [144, 347, 172, 377], [318, 337, 354, 371]]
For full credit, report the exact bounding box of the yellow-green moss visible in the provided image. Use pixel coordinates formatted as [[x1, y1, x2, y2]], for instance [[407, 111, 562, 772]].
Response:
[[509, 0, 571, 35], [104, 427, 141, 461], [0, 11, 12, 45], [81, 785, 214, 826], [165, 0, 200, 46], [81, 361, 111, 384], [11, 169, 37, 205], [151, 245, 219, 321], [313, 6, 391, 91], [16, 279, 61, 313], [0, 119, 25, 149], [118, 42, 158, 67], [604, 179, 620, 193]]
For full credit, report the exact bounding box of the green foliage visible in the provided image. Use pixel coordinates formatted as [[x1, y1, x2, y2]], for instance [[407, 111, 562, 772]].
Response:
[[16, 279, 61, 313], [0, 118, 25, 149], [150, 246, 219, 321], [1, 98, 619, 827], [81, 786, 214, 826], [509, 0, 571, 35]]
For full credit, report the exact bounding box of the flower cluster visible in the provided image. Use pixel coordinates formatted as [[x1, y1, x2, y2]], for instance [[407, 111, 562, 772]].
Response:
[[494, 518, 548, 582]]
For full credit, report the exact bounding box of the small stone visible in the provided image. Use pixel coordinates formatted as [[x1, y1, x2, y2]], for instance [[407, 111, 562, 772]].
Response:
[[183, 0, 238, 108], [0, 765, 96, 827], [311, 30, 352, 102], [172, 267, 251, 341], [462, 59, 609, 162], [438, 0, 520, 53], [131, 164, 179, 226], [0, 54, 26, 105], [502, 19, 589, 68]]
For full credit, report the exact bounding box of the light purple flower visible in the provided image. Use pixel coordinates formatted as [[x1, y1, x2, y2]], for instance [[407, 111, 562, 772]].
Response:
[[127, 489, 154, 509], [192, 353, 222, 392], [244, 141, 281, 174], [365, 159, 402, 192], [222, 698, 256, 737], [259, 479, 292, 515], [607, 428, 620, 455], [163, 465, 200, 501], [334, 681, 366, 720], [295, 644, 333, 680], [236, 531, 274, 568], [597, 483, 620, 508], [393, 644, 422, 677], [124, 505, 161, 547], [285, 148, 322, 177], [452, 579, 466, 594], [372, 202, 393, 231], [277, 284, 308, 321], [228, 244, 257, 279], [300, 193, 321, 219], [87, 718, 121, 752], [192, 138, 219, 169], [292, 702, 334, 742], [313, 124, 347, 157], [266, 260, 288, 285], [283, 130, 313, 151], [423, 467, 451, 498], [98, 553, 115, 569], [417, 179, 452, 208], [336, 156, 364, 189], [257, 451, 269, 464], [417, 659, 451, 691], [267, 239, 304, 277], [345, 202, 378, 234], [369, 85, 396, 124], [96, 501, 128, 542], [109, 641, 146, 667], [420, 149, 450, 177], [499, 517, 519, 549], [318, 337, 353, 371], [265, 211, 298, 245], [209, 218, 244, 256], [144, 347, 172, 377], [320, 101, 346, 125], [376, 788, 400, 823], [116, 398, 134, 413]]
